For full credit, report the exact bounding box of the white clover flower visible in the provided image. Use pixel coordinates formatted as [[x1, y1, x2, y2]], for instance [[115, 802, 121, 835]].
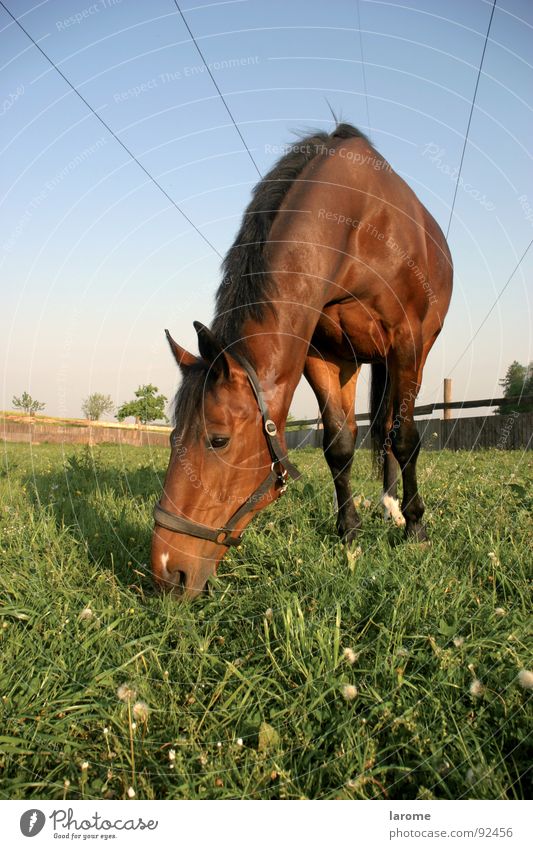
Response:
[[79, 607, 93, 620], [488, 552, 500, 566], [130, 722, 137, 730], [103, 727, 109, 736], [342, 684, 358, 701], [363, 499, 371, 509], [469, 679, 484, 697], [517, 670, 533, 690], [117, 683, 137, 702], [453, 636, 464, 648], [494, 607, 506, 617], [127, 787, 135, 798], [132, 701, 149, 722], [236, 738, 243, 747], [64, 779, 70, 789], [265, 608, 273, 621], [81, 761, 89, 771], [168, 749, 176, 762], [343, 647, 358, 665]]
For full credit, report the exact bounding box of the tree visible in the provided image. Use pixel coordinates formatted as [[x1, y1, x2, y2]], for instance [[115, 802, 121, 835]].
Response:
[[497, 361, 533, 415], [116, 384, 167, 424], [82, 393, 115, 421], [12, 391, 45, 416]]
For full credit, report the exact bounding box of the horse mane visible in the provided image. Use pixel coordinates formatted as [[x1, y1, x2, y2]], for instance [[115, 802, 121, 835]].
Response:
[[211, 122, 370, 350], [173, 122, 369, 434]]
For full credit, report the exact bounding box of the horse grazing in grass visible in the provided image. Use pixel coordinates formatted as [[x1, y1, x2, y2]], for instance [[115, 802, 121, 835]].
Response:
[[152, 123, 453, 598]]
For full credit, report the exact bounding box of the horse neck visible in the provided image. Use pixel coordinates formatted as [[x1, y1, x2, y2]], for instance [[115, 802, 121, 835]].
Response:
[[238, 307, 317, 429]]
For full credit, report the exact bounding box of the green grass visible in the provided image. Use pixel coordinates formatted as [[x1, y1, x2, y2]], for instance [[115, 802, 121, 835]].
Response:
[[0, 442, 531, 800]]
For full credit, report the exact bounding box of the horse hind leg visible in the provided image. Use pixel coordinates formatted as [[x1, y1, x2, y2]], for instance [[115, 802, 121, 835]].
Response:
[[381, 447, 405, 527], [304, 355, 361, 543], [369, 362, 405, 527], [388, 349, 428, 541]]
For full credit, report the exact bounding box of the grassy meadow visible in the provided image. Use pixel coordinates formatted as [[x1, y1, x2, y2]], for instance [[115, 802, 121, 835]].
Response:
[[0, 441, 531, 800]]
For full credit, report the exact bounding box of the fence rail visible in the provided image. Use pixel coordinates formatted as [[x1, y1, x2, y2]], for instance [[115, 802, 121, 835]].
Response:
[[288, 394, 533, 428]]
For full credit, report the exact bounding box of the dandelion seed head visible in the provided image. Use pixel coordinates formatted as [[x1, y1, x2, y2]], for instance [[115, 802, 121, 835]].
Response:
[[343, 647, 358, 665], [469, 679, 484, 697], [517, 669, 533, 690], [342, 684, 358, 701], [132, 701, 149, 722], [117, 683, 137, 702]]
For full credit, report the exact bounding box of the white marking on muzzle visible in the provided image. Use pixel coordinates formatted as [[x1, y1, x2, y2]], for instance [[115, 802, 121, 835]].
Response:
[[160, 551, 170, 577], [381, 492, 406, 527]]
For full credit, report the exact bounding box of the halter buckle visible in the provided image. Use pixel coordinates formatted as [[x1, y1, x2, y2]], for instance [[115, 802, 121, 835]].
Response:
[[264, 419, 277, 437]]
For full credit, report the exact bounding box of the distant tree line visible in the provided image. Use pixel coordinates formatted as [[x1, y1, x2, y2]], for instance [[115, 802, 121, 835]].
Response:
[[497, 361, 533, 415]]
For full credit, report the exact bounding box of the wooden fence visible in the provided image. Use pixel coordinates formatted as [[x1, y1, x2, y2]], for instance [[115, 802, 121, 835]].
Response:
[[0, 419, 170, 448], [286, 412, 533, 451], [2, 394, 532, 452]]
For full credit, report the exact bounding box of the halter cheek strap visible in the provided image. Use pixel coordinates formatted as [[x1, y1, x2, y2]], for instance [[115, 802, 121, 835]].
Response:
[[153, 351, 301, 546]]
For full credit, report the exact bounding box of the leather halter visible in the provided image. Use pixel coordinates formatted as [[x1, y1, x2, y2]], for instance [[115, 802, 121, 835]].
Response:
[[153, 351, 302, 547]]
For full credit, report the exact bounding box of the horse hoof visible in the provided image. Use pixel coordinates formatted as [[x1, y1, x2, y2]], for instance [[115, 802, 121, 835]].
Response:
[[405, 523, 429, 544], [340, 527, 361, 544]]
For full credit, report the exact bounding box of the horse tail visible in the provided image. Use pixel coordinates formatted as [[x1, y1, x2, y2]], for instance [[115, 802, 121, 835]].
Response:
[[370, 361, 391, 474]]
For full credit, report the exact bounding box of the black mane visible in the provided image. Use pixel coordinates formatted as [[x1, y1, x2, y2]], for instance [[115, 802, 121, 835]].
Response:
[[211, 122, 369, 349], [173, 122, 369, 435]]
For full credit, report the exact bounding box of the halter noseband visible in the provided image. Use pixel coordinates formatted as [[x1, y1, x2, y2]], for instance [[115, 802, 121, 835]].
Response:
[[153, 351, 302, 547]]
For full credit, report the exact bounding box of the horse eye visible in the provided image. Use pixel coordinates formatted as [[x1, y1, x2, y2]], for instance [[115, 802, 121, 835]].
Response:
[[207, 436, 230, 450]]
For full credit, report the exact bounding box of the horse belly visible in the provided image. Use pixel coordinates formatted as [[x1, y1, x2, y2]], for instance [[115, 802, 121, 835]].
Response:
[[313, 301, 391, 362]]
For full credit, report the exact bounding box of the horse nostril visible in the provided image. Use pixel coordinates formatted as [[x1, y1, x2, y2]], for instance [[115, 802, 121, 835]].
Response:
[[176, 570, 187, 589]]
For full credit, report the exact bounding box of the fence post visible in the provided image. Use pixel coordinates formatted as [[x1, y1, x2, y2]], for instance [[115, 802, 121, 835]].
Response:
[[443, 378, 452, 420]]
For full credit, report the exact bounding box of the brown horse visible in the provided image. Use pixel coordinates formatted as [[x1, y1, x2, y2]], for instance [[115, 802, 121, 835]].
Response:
[[151, 123, 453, 598]]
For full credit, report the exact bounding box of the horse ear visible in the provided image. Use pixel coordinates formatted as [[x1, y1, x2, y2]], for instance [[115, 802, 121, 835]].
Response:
[[165, 329, 198, 370], [193, 321, 230, 380]]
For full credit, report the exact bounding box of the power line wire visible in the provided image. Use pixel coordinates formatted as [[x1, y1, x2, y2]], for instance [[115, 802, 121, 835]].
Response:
[[0, 0, 222, 258], [355, 0, 371, 134], [173, 0, 262, 179], [446, 0, 497, 239], [449, 236, 533, 374]]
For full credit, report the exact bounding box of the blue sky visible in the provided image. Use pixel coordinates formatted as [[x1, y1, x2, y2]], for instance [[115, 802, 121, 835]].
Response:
[[1, 0, 532, 420]]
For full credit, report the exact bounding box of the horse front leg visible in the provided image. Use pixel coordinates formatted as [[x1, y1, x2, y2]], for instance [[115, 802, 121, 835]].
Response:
[[304, 355, 361, 543]]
